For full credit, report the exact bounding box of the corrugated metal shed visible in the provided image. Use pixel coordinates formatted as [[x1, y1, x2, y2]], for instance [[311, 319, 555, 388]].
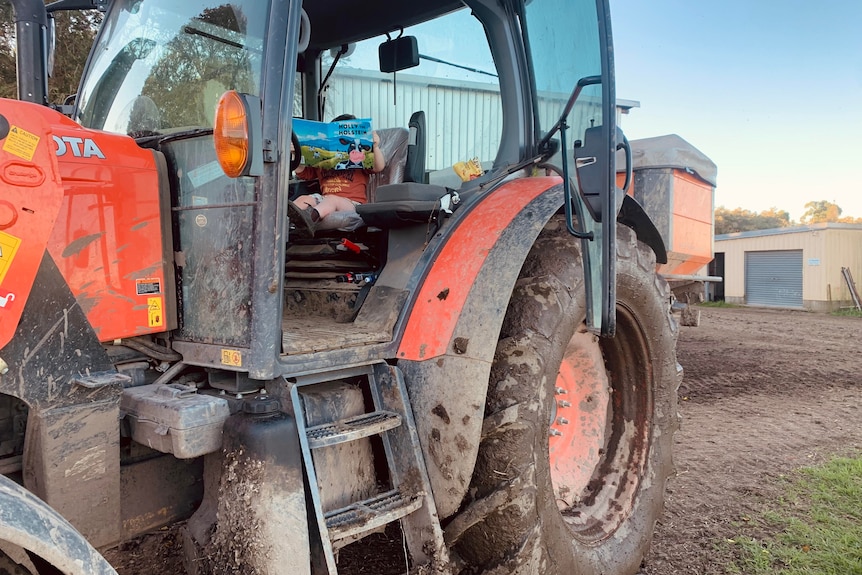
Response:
[[324, 69, 504, 170], [322, 69, 639, 173], [715, 224, 862, 311]]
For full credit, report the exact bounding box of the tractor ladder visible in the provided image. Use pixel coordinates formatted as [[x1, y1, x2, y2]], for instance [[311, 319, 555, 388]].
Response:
[[290, 362, 449, 574]]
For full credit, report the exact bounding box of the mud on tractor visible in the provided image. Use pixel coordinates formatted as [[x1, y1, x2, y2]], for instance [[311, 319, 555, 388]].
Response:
[[0, 0, 680, 573]]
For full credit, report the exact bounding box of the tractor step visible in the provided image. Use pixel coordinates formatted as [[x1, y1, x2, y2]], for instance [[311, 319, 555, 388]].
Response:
[[326, 489, 423, 542], [307, 410, 401, 449], [290, 363, 449, 575]]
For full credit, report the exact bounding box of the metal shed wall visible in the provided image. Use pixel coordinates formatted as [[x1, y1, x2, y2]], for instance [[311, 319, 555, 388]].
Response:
[[715, 225, 862, 311], [823, 229, 862, 304], [322, 70, 502, 171], [322, 69, 636, 173]]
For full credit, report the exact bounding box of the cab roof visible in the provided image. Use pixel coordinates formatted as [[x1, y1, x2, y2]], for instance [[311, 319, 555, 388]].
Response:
[[303, 0, 463, 51]]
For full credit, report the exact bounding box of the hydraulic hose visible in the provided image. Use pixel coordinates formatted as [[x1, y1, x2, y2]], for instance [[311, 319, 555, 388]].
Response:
[[119, 337, 182, 363]]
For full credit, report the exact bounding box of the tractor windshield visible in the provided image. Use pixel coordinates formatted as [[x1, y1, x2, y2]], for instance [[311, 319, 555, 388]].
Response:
[[75, 0, 268, 136]]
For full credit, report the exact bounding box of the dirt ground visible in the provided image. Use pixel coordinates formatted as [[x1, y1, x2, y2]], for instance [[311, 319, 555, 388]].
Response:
[[640, 305, 862, 575], [104, 305, 862, 575]]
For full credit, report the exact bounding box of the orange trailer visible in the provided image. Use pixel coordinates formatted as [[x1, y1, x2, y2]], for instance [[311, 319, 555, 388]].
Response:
[[617, 134, 719, 324]]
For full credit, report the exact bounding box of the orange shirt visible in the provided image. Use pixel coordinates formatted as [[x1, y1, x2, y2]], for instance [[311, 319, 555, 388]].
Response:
[[297, 167, 369, 204]]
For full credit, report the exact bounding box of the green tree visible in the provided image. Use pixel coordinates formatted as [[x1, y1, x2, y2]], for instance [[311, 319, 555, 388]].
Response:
[[714, 206, 792, 235], [0, 1, 100, 101], [0, 2, 15, 98], [801, 200, 841, 223], [140, 6, 255, 129], [798, 200, 862, 224]]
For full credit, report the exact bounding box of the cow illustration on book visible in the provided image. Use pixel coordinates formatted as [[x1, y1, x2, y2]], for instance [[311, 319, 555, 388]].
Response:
[[334, 138, 373, 169]]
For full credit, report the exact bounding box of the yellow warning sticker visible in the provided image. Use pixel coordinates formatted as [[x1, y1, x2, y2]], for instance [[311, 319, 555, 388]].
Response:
[[221, 349, 242, 367], [0, 230, 22, 286], [2, 126, 41, 161], [147, 297, 164, 328]]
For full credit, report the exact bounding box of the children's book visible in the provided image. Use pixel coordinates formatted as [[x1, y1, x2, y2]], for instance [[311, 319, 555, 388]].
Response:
[[292, 118, 374, 170]]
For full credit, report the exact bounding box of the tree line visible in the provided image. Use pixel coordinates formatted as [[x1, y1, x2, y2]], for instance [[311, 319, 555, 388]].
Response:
[[0, 1, 100, 102], [715, 201, 862, 235]]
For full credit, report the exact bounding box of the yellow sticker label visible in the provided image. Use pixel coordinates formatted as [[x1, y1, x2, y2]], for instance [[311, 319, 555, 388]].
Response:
[[147, 297, 164, 328], [2, 126, 41, 161], [0, 230, 22, 286], [221, 349, 242, 367]]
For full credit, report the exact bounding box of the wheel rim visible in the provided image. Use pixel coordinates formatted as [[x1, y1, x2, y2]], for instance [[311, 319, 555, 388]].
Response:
[[548, 305, 653, 542], [549, 330, 610, 507]]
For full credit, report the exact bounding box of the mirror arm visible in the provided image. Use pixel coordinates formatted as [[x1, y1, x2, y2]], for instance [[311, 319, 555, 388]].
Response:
[[538, 74, 601, 150], [317, 45, 348, 119], [560, 120, 594, 240]]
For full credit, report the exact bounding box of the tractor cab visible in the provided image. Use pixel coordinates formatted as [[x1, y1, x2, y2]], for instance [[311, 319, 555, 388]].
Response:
[[67, 0, 620, 378]]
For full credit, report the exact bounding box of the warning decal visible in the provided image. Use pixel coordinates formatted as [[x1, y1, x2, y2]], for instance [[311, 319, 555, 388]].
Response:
[[147, 297, 164, 328], [136, 278, 162, 295], [0, 230, 22, 286], [221, 349, 242, 367], [2, 126, 40, 161]]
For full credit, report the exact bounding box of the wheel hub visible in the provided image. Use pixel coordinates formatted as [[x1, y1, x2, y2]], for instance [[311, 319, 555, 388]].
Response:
[[548, 309, 653, 542], [548, 330, 610, 509]]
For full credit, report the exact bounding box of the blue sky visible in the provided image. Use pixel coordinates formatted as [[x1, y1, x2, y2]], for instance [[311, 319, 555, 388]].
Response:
[[611, 0, 862, 221]]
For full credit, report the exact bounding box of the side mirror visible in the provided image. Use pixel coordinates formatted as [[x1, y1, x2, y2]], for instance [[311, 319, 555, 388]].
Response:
[[379, 36, 419, 73], [573, 125, 606, 221], [575, 125, 629, 221]]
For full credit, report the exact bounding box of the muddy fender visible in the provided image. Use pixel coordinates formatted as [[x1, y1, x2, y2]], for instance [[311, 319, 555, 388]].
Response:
[[0, 475, 117, 575], [397, 178, 565, 518]]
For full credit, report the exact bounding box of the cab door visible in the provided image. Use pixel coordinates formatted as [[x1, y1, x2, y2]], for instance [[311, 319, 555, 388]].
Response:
[[522, 0, 622, 336]]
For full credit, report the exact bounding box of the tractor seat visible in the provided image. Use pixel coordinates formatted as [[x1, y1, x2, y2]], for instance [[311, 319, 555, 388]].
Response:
[[366, 111, 426, 202], [367, 126, 410, 202], [357, 183, 453, 228]]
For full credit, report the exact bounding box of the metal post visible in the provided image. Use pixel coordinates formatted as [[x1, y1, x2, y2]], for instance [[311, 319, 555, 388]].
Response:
[[10, 0, 49, 104]]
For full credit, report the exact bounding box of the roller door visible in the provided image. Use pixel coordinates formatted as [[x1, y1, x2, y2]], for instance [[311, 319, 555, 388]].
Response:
[[745, 250, 803, 308]]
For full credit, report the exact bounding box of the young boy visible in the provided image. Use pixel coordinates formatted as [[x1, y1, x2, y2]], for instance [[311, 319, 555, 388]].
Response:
[[290, 114, 385, 236]]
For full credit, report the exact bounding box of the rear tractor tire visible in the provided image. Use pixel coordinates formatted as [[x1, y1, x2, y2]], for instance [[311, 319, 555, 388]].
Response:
[[452, 218, 680, 575]]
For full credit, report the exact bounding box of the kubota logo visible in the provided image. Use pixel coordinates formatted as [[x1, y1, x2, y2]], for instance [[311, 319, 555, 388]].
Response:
[[53, 135, 106, 159]]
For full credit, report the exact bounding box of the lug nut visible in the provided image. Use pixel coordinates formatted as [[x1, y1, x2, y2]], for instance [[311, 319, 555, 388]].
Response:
[[549, 428, 562, 437], [557, 417, 569, 425], [554, 387, 567, 395], [558, 400, 572, 408]]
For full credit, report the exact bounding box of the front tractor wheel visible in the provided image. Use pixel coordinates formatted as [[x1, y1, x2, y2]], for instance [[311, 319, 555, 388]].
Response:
[[452, 219, 680, 575]]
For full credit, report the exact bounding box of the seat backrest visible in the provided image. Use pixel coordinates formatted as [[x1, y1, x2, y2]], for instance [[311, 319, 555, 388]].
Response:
[[366, 127, 409, 203], [404, 111, 426, 183]]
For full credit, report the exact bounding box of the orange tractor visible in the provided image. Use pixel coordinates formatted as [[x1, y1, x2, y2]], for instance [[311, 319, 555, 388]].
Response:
[[0, 0, 680, 573]]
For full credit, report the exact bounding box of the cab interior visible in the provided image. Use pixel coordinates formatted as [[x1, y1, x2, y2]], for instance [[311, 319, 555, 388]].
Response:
[[282, 2, 509, 356]]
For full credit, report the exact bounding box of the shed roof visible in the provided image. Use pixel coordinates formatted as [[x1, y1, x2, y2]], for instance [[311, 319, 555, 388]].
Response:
[[716, 222, 862, 242]]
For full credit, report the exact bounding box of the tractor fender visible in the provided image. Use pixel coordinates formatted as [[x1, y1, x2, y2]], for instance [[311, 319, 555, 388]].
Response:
[[396, 176, 565, 518], [0, 474, 117, 575]]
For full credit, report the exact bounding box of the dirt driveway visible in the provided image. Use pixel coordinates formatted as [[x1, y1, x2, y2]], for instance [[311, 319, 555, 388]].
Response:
[[106, 305, 862, 574], [641, 305, 862, 575]]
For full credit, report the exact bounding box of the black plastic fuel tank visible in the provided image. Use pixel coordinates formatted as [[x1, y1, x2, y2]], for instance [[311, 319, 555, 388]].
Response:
[[200, 393, 311, 575]]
